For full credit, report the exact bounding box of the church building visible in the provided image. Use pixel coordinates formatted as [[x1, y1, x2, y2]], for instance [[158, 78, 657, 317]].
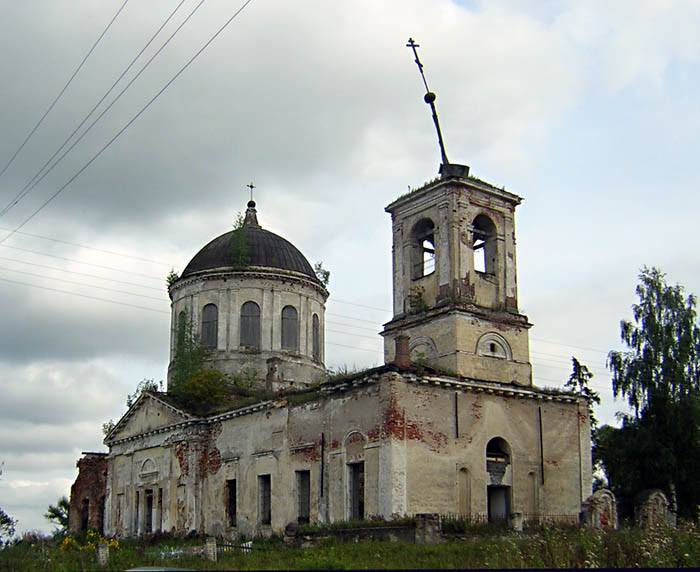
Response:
[[70, 157, 592, 537]]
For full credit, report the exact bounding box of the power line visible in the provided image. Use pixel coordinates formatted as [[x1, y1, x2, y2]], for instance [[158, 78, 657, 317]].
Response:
[[0, 0, 255, 245], [0, 276, 168, 314], [0, 254, 163, 291], [331, 298, 391, 313], [0, 266, 166, 302], [0, 244, 163, 281], [0, 0, 130, 180], [0, 0, 201, 219], [0, 226, 175, 267]]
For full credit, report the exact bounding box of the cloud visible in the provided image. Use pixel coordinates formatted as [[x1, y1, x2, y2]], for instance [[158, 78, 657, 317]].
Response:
[[1, 0, 700, 534]]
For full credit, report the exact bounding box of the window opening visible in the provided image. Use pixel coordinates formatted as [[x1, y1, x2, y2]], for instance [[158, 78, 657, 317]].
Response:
[[258, 474, 271, 525], [226, 479, 237, 527], [145, 489, 154, 533], [312, 314, 320, 361], [156, 488, 163, 532], [201, 304, 218, 349], [133, 491, 139, 533], [281, 305, 298, 351], [487, 486, 510, 522], [80, 498, 90, 532], [472, 214, 497, 274], [411, 218, 436, 279], [240, 301, 261, 349], [297, 470, 311, 523], [348, 462, 365, 520]]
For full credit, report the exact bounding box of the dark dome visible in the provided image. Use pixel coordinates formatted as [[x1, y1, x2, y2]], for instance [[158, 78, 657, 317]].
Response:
[[181, 225, 319, 282]]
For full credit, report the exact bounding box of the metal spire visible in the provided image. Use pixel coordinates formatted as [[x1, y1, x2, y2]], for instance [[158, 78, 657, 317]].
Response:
[[246, 182, 256, 202], [406, 38, 450, 169]]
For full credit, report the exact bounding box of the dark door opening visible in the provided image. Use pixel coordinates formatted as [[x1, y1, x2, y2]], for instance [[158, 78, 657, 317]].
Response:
[[487, 485, 510, 522], [349, 462, 365, 520], [80, 498, 89, 531], [145, 489, 154, 533], [297, 470, 311, 523]]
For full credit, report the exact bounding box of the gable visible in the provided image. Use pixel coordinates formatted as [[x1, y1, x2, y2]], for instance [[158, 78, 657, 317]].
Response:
[[108, 394, 191, 442]]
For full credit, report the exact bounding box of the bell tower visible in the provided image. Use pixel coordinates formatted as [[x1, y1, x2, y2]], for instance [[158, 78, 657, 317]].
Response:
[[381, 39, 532, 386]]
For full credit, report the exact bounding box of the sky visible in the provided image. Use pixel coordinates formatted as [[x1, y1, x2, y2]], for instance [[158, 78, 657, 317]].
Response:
[[0, 0, 699, 534]]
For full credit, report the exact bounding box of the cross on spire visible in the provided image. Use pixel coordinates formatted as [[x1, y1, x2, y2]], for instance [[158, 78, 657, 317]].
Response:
[[246, 182, 256, 202], [406, 37, 450, 169]]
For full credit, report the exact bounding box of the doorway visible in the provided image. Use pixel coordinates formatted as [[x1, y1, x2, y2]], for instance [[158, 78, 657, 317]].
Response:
[[487, 485, 510, 522], [348, 462, 365, 520]]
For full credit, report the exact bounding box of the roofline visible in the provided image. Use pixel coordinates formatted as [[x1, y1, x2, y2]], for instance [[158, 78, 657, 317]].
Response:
[[106, 367, 586, 446], [104, 391, 194, 445], [386, 174, 523, 214], [169, 266, 329, 300]]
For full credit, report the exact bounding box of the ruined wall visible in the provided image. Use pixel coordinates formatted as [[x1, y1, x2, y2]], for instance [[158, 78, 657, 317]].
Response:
[[105, 371, 591, 538], [387, 377, 591, 517], [169, 273, 327, 388], [69, 453, 108, 533]]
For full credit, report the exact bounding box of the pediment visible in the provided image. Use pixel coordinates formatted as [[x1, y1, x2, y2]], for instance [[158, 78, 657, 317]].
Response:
[[107, 393, 192, 442]]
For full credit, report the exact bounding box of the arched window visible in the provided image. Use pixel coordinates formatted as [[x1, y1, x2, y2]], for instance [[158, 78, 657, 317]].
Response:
[[201, 304, 218, 349], [486, 437, 510, 464], [411, 218, 435, 279], [472, 214, 497, 274], [312, 313, 320, 361], [240, 301, 261, 349], [476, 332, 512, 360], [177, 310, 187, 342], [281, 305, 298, 351]]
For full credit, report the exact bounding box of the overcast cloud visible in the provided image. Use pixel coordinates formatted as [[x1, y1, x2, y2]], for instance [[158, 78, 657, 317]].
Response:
[[0, 0, 699, 533]]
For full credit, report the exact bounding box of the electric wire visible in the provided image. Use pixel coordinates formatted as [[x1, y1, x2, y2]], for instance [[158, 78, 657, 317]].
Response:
[[0, 266, 165, 302], [0, 0, 204, 220], [0, 276, 167, 314], [0, 0, 188, 218], [0, 0, 256, 245], [0, 244, 163, 281], [0, 226, 175, 267], [0, 0, 130, 180], [0, 254, 163, 291]]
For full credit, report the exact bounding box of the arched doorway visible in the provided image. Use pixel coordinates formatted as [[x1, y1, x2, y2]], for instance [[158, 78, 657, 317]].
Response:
[[486, 437, 511, 522]]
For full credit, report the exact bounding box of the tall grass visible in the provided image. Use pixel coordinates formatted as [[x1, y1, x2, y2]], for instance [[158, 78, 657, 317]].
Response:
[[2, 522, 699, 570]]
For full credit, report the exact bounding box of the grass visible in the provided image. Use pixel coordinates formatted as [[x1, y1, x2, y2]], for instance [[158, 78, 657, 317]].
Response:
[[2, 523, 700, 571]]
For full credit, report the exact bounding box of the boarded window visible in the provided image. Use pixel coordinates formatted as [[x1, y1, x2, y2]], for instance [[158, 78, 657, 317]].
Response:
[[240, 301, 261, 349], [201, 304, 218, 349], [312, 314, 320, 361], [281, 305, 298, 351], [297, 470, 311, 523], [258, 474, 271, 525], [226, 479, 237, 527], [348, 462, 365, 520]]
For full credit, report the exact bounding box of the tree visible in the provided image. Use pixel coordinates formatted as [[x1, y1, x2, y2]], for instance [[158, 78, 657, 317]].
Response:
[[608, 266, 700, 416], [169, 368, 234, 416], [314, 261, 330, 287], [598, 267, 700, 518], [0, 463, 16, 545], [44, 496, 70, 534], [170, 317, 209, 391], [126, 378, 162, 409], [564, 356, 600, 432]]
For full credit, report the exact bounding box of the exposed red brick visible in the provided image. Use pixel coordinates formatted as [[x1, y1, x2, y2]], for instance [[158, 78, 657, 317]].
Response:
[[175, 442, 189, 477], [69, 453, 108, 533]]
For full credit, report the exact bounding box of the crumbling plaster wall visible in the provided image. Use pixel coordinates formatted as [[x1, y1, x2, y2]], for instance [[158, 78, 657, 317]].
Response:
[[169, 272, 326, 387], [384, 312, 532, 385], [388, 379, 592, 517], [105, 372, 591, 538]]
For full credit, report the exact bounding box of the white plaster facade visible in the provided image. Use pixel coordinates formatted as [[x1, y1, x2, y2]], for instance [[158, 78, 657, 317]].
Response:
[[85, 165, 593, 538]]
